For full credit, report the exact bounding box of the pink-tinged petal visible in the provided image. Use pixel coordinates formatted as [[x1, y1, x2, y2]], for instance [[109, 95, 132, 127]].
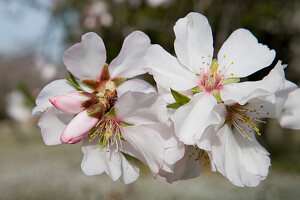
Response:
[[210, 124, 270, 187], [63, 32, 106, 80], [81, 138, 122, 181], [279, 88, 300, 129], [145, 44, 198, 91], [171, 93, 223, 145], [174, 12, 213, 74], [116, 79, 156, 97], [218, 28, 275, 78], [38, 107, 73, 146], [61, 110, 99, 144], [221, 61, 285, 105], [159, 145, 201, 183], [32, 79, 76, 116], [109, 31, 151, 79], [120, 124, 165, 176], [49, 91, 91, 114], [115, 91, 168, 125]]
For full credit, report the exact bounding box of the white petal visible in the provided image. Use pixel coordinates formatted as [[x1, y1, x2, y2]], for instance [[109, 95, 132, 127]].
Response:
[[117, 79, 156, 97], [174, 12, 213, 74], [279, 88, 300, 129], [145, 44, 198, 91], [275, 79, 298, 116], [63, 32, 106, 80], [121, 124, 165, 176], [210, 124, 270, 187], [170, 93, 223, 145], [32, 79, 76, 116], [159, 145, 201, 183], [37, 107, 73, 146], [115, 91, 168, 125], [218, 28, 275, 78], [120, 155, 140, 184], [81, 138, 122, 181], [109, 31, 151, 78], [146, 122, 185, 165], [221, 60, 285, 105]]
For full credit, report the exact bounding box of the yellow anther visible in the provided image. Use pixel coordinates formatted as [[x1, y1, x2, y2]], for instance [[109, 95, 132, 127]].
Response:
[[241, 128, 245, 131], [267, 112, 270, 115], [258, 133, 261, 136], [208, 55, 211, 58], [231, 73, 234, 76], [231, 62, 234, 64], [202, 56, 204, 59], [224, 55, 226, 58], [260, 105, 264, 108]]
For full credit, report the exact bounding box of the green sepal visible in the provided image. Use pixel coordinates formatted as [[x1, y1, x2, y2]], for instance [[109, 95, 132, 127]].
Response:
[[87, 107, 101, 116], [119, 121, 134, 127], [212, 90, 222, 103], [112, 77, 127, 87], [191, 86, 204, 94], [66, 71, 84, 91], [222, 77, 240, 85]]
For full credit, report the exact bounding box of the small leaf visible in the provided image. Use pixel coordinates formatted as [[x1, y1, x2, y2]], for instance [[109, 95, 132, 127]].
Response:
[[66, 71, 84, 91], [170, 88, 191, 103], [222, 77, 240, 85], [166, 102, 186, 109]]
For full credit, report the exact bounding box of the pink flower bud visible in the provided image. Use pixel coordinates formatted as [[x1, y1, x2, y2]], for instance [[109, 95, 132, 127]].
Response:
[[60, 110, 99, 144], [49, 91, 94, 114]]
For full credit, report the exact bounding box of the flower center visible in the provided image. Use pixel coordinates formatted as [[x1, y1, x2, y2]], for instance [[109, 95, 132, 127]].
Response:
[[226, 104, 269, 140], [197, 58, 237, 93], [88, 117, 126, 151]]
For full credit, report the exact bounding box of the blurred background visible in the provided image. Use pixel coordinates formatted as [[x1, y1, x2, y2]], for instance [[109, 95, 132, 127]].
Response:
[[0, 0, 300, 199]]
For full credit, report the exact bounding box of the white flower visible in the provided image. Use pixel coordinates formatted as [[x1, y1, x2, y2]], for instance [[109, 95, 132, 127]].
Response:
[[145, 12, 276, 145], [195, 62, 287, 187], [33, 31, 184, 183]]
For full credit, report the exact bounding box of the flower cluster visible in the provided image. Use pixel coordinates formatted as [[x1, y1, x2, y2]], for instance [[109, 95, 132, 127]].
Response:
[[33, 12, 300, 187]]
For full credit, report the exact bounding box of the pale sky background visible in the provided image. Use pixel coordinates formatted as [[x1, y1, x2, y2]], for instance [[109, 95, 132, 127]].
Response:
[[0, 0, 64, 62]]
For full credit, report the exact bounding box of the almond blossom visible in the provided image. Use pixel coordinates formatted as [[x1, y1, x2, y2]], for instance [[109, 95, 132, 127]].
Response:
[[192, 62, 287, 187], [33, 31, 184, 183], [145, 12, 276, 146]]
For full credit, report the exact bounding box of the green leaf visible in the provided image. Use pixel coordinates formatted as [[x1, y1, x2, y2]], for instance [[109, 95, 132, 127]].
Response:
[[170, 88, 191, 103], [166, 102, 186, 109], [66, 71, 84, 91], [222, 77, 240, 85]]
